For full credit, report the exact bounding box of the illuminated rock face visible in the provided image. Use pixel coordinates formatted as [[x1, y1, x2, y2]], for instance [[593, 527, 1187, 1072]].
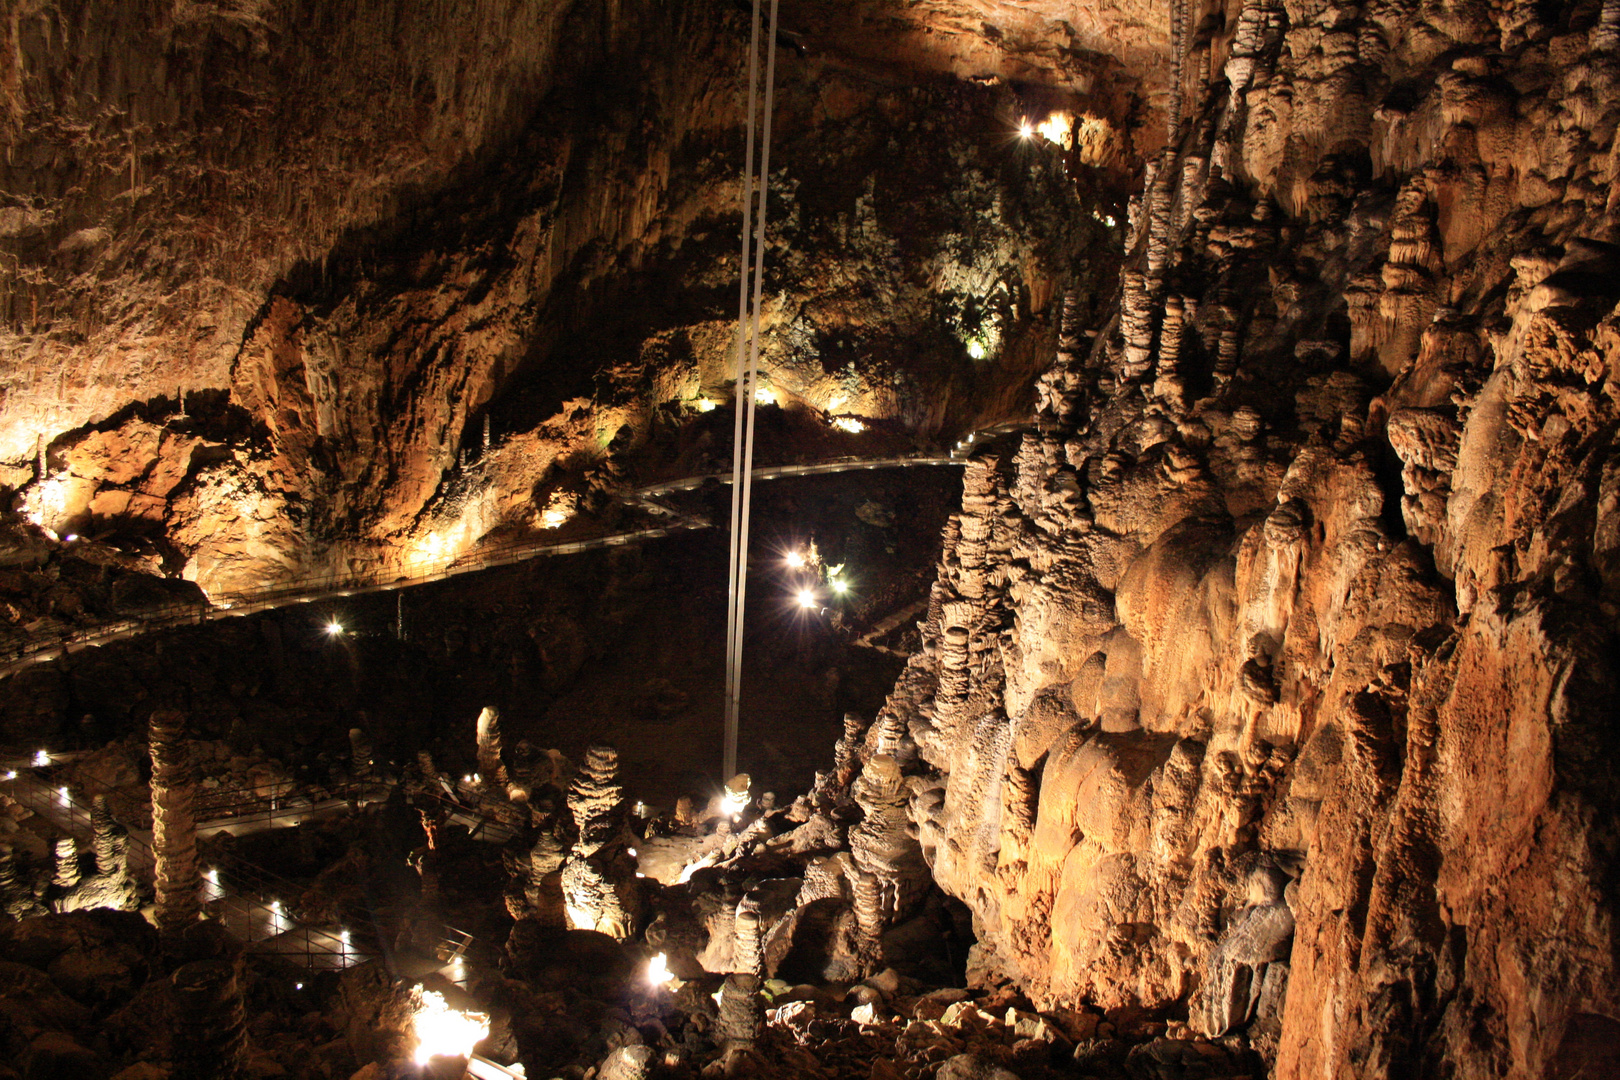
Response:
[[880, 2, 1620, 1076], [2, 0, 1119, 596]]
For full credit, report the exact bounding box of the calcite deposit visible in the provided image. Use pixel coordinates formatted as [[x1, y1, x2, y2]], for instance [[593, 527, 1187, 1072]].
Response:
[[872, 0, 1620, 1075]]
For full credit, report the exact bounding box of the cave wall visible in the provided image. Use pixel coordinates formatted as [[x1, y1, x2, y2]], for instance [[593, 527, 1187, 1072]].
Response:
[[885, 0, 1620, 1075], [2, 0, 1132, 597]]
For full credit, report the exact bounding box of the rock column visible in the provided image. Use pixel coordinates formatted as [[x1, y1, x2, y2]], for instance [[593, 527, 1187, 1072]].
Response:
[[475, 705, 510, 789], [171, 959, 248, 1080], [150, 709, 201, 935], [51, 837, 79, 890]]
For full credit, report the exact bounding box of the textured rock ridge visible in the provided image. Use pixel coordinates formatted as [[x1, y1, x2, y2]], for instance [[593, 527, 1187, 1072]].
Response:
[[879, 0, 1620, 1075]]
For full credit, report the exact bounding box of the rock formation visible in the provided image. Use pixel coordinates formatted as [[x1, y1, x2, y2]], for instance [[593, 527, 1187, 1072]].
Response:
[[869, 1, 1620, 1075], [475, 705, 510, 791], [561, 745, 639, 939], [170, 959, 248, 1080], [149, 708, 200, 936]]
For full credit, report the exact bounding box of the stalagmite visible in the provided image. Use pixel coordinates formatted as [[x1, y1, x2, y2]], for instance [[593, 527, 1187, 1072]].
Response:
[[833, 711, 866, 788], [849, 867, 884, 973], [716, 973, 763, 1051], [348, 726, 373, 779], [51, 837, 79, 889], [525, 828, 568, 927], [475, 705, 510, 789], [849, 754, 929, 922], [732, 895, 764, 976], [567, 744, 624, 854], [561, 745, 638, 939], [171, 959, 249, 1080], [150, 708, 201, 935]]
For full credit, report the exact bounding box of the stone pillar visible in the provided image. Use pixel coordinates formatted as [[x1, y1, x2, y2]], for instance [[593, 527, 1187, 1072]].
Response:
[[348, 727, 373, 779], [567, 745, 623, 854], [716, 973, 763, 1052], [52, 837, 80, 889], [475, 706, 509, 789], [91, 794, 126, 876], [150, 709, 200, 935], [733, 897, 763, 977], [171, 960, 248, 1080]]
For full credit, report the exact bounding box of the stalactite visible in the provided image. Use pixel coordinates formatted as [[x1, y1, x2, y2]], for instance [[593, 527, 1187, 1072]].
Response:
[[171, 959, 249, 1080], [150, 708, 200, 936]]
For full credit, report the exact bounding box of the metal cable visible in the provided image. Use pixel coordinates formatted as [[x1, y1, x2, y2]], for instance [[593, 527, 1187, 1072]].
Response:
[[724, 0, 780, 780]]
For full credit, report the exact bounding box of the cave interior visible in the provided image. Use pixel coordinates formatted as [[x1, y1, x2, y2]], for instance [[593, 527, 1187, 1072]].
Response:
[[1, 0, 1619, 1078]]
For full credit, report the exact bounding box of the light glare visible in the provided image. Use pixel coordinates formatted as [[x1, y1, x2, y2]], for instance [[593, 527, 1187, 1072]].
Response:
[[785, 550, 806, 569], [324, 620, 344, 636], [647, 952, 675, 986], [1036, 112, 1073, 145], [796, 588, 817, 610], [411, 990, 490, 1066]]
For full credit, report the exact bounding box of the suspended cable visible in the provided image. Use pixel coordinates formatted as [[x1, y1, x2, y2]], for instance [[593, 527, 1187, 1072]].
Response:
[[723, 0, 780, 781]]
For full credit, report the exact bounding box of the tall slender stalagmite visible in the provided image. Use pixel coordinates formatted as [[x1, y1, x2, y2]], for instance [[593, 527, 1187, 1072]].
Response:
[[475, 705, 510, 789], [149, 708, 200, 935]]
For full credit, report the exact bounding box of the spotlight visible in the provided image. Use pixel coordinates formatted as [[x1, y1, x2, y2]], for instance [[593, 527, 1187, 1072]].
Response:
[[323, 620, 344, 637], [830, 577, 849, 595], [627, 847, 638, 858], [33, 750, 48, 767], [296, 983, 304, 991], [1018, 120, 1034, 139], [2, 771, 14, 781], [647, 953, 675, 987], [785, 550, 806, 569], [64, 534, 77, 542], [796, 588, 817, 610]]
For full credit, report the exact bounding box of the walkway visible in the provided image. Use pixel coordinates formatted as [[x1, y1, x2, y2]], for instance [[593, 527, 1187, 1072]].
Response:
[[0, 453, 980, 678]]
